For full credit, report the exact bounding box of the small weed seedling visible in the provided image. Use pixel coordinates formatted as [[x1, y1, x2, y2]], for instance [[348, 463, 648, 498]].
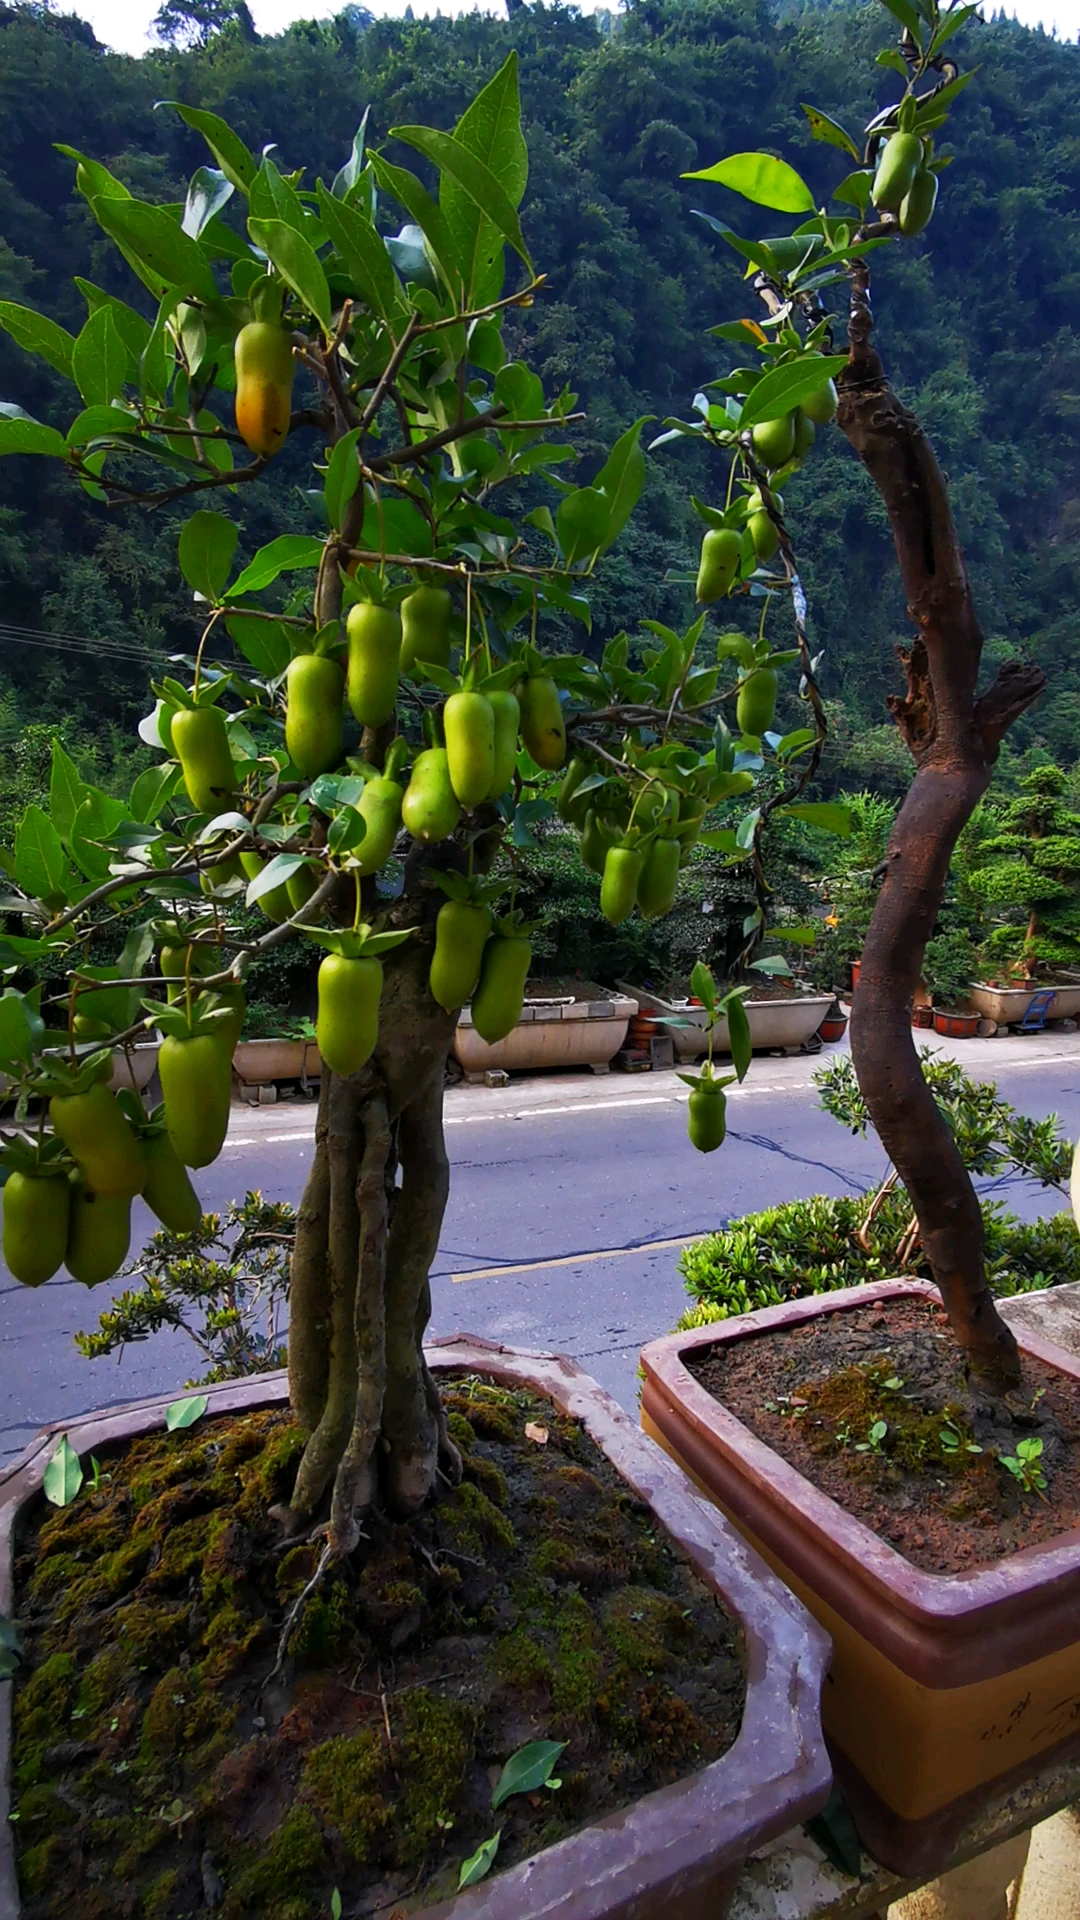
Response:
[[939, 1422, 983, 1459], [855, 1419, 888, 1457], [999, 1436, 1048, 1500]]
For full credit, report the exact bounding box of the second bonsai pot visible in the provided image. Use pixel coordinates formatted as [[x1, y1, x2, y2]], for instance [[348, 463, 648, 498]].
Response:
[[0, 1338, 831, 1920], [640, 1280, 1080, 1878]]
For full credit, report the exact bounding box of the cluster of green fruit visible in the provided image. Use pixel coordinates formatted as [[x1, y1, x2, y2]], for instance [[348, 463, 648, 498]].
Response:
[[871, 127, 939, 236], [559, 757, 707, 929], [695, 381, 836, 606], [0, 931, 241, 1290]]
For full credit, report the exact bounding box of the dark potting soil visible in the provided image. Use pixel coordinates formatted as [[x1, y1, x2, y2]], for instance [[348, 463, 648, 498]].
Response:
[[688, 1297, 1080, 1576], [10, 1381, 745, 1919]]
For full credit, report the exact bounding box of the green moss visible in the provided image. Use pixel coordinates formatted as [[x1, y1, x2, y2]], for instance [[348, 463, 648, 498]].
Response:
[[798, 1361, 982, 1478], [114, 1813, 169, 1879], [396, 1691, 477, 1868], [222, 1804, 324, 1919], [72, 1644, 130, 1730], [18, 1832, 72, 1897], [552, 1592, 603, 1720], [144, 1866, 180, 1919], [140, 1664, 190, 1761], [494, 1625, 553, 1693], [632, 1681, 707, 1771], [113, 1598, 191, 1664], [16, 1782, 77, 1839], [444, 1381, 520, 1443], [289, 1578, 356, 1664], [438, 1479, 515, 1558], [301, 1729, 390, 1862], [603, 1589, 683, 1673], [14, 1650, 77, 1748], [275, 1543, 319, 1598], [27, 1552, 80, 1602]]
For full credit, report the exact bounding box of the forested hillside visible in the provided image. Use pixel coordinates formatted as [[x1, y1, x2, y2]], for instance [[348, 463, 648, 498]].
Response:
[[2, 0, 1079, 795]]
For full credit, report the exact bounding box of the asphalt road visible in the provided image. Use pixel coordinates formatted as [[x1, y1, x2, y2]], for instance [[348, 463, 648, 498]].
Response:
[[4, 1041, 1080, 1462]]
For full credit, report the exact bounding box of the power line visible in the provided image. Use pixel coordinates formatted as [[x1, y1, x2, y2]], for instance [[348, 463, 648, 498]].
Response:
[[0, 620, 172, 667]]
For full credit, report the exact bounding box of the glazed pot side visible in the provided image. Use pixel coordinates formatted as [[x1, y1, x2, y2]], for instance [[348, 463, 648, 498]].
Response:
[[0, 1339, 831, 1920], [640, 1282, 1080, 1841]]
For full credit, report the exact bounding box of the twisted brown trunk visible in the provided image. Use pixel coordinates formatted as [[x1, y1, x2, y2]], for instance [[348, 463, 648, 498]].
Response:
[[837, 267, 1044, 1388]]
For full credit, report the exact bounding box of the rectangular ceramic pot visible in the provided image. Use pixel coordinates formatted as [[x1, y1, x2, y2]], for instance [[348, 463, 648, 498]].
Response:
[[640, 1280, 1080, 1878], [0, 1336, 831, 1920]]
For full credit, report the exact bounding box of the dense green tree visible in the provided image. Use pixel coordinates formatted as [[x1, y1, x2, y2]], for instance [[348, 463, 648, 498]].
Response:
[[967, 765, 1080, 974]]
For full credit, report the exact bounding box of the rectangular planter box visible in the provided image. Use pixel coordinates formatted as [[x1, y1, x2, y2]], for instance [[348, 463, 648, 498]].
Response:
[[619, 985, 833, 1061], [0, 1339, 831, 1920], [969, 985, 1040, 1025], [106, 1042, 159, 1095], [232, 1037, 320, 1085], [639, 1280, 1080, 1878], [454, 997, 637, 1081]]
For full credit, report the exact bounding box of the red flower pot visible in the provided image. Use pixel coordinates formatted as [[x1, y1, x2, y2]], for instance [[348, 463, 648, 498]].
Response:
[[850, 959, 861, 989], [932, 1010, 980, 1039], [817, 1016, 848, 1043], [911, 1005, 934, 1029]]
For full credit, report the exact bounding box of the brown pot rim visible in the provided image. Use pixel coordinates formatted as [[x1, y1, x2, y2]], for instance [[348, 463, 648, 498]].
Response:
[[639, 1280, 1080, 1687], [0, 1337, 831, 1920]]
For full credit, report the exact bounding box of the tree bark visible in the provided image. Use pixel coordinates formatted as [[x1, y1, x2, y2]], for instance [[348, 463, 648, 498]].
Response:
[[837, 266, 1044, 1388]]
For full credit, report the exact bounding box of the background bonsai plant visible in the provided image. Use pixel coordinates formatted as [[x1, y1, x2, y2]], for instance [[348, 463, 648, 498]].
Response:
[[966, 763, 1080, 980], [0, 56, 831, 1555]]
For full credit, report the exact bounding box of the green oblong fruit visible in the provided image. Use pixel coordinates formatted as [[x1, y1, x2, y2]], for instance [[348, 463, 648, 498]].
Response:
[[518, 676, 566, 770], [65, 1183, 131, 1286], [751, 414, 797, 469], [444, 691, 496, 808], [286, 653, 344, 778], [317, 952, 382, 1077], [471, 936, 532, 1045], [158, 1033, 233, 1169], [214, 983, 246, 1056], [695, 527, 741, 604], [172, 707, 237, 816], [899, 167, 938, 237], [872, 130, 923, 212], [601, 845, 645, 926], [200, 853, 243, 896], [793, 411, 815, 461], [429, 901, 492, 1012], [801, 379, 837, 427], [142, 1133, 202, 1235], [240, 850, 292, 925], [49, 1082, 145, 1199], [688, 1084, 727, 1154], [580, 809, 619, 875], [748, 510, 779, 562], [354, 775, 403, 877], [673, 799, 707, 852], [637, 838, 681, 919], [161, 941, 219, 1001], [557, 755, 593, 826], [286, 864, 318, 914], [3, 1170, 70, 1287], [736, 667, 778, 737], [485, 691, 520, 800], [73, 1013, 110, 1040], [346, 603, 402, 729], [401, 748, 461, 843], [400, 586, 453, 679]]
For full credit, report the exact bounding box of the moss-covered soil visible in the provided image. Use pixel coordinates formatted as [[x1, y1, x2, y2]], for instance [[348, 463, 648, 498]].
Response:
[[10, 1379, 745, 1918]]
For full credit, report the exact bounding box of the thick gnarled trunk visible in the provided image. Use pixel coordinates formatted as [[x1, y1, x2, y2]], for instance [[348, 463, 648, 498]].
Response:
[[837, 268, 1044, 1389], [280, 940, 463, 1549]]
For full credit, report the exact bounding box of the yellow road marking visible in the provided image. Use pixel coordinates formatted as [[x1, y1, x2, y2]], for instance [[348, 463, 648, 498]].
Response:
[[450, 1232, 699, 1284]]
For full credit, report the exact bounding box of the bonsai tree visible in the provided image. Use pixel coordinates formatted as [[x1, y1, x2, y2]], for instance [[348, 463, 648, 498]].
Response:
[[966, 764, 1080, 978], [658, 0, 1045, 1386], [0, 60, 827, 1551]]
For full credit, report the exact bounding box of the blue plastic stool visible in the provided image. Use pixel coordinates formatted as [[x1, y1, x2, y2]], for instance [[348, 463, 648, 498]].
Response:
[[1017, 989, 1056, 1033]]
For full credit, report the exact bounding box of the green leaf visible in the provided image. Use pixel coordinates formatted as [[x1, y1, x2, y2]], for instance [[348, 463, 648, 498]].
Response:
[[737, 354, 848, 431], [178, 510, 238, 602], [247, 218, 331, 336], [0, 416, 68, 459], [50, 740, 87, 846], [929, 3, 979, 54], [0, 991, 36, 1068], [735, 808, 761, 851], [690, 959, 717, 1013], [333, 108, 370, 199], [66, 405, 139, 447], [14, 805, 67, 899], [324, 428, 362, 532], [591, 416, 650, 553], [749, 953, 796, 976], [392, 125, 531, 273], [316, 184, 406, 325], [442, 50, 527, 307], [165, 1394, 209, 1431], [458, 1833, 500, 1891], [226, 613, 293, 678], [0, 302, 76, 380], [130, 763, 182, 823], [330, 1893, 342, 1920], [71, 307, 130, 406], [557, 487, 610, 568], [91, 196, 218, 302], [832, 171, 873, 213], [163, 103, 256, 193], [246, 851, 307, 907], [782, 801, 853, 836], [43, 1435, 83, 1508], [368, 153, 463, 296], [876, 48, 911, 76], [75, 281, 153, 364], [182, 165, 235, 241], [684, 152, 816, 214], [800, 105, 861, 161], [879, 0, 923, 38], [0, 1612, 24, 1679], [492, 1740, 566, 1810], [726, 992, 752, 1083], [229, 535, 325, 598]]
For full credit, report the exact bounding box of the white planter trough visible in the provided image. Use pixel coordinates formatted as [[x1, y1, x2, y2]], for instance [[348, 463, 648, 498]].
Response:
[[232, 1038, 321, 1085], [453, 994, 637, 1082], [619, 983, 834, 1059], [107, 1043, 160, 1095], [968, 984, 1040, 1027]]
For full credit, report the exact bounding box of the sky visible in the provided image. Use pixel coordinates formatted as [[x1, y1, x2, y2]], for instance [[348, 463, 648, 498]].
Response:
[[56, 0, 1080, 55]]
